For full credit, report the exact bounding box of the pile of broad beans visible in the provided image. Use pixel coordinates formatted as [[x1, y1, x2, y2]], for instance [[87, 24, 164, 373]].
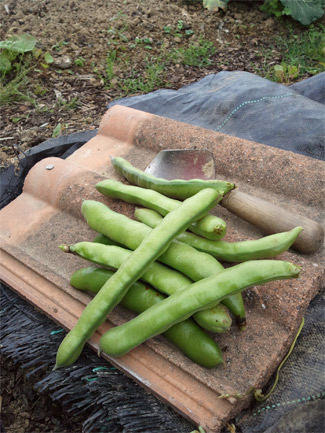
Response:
[[55, 157, 301, 370]]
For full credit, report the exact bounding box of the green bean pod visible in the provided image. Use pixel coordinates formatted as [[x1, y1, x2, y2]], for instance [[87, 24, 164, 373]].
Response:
[[70, 266, 224, 368], [99, 260, 301, 357], [62, 242, 232, 333], [93, 233, 123, 247], [55, 188, 219, 369], [134, 208, 304, 262], [96, 179, 227, 240], [81, 200, 225, 281], [81, 200, 246, 325], [111, 156, 235, 199]]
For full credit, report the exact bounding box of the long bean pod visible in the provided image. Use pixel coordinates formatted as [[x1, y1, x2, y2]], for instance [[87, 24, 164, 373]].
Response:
[[55, 188, 219, 369], [61, 242, 232, 333], [81, 200, 246, 324], [135, 208, 303, 262], [96, 179, 227, 240], [100, 260, 301, 357], [111, 156, 235, 199], [70, 266, 224, 368]]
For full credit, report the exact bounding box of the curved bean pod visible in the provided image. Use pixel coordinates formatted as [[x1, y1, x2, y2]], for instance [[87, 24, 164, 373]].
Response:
[[111, 156, 235, 199], [96, 179, 227, 240], [134, 208, 303, 262], [81, 200, 246, 325], [99, 260, 301, 357], [93, 233, 123, 247], [55, 188, 219, 369], [70, 266, 224, 368], [62, 241, 232, 333]]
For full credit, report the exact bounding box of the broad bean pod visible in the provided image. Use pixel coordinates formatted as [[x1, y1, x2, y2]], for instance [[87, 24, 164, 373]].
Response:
[[61, 241, 232, 333], [134, 208, 303, 262], [99, 260, 301, 357], [70, 266, 224, 368], [111, 156, 235, 199], [96, 179, 227, 240], [55, 188, 219, 369], [81, 200, 246, 325]]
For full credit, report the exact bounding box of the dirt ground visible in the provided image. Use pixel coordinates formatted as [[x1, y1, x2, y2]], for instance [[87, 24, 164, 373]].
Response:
[[0, 358, 85, 433], [0, 0, 311, 169], [0, 1, 321, 432]]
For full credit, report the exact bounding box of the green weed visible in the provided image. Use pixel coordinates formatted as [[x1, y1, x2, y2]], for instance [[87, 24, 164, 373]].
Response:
[[163, 20, 194, 38], [252, 23, 324, 82], [52, 123, 62, 137], [0, 64, 34, 105], [74, 57, 85, 67], [260, 0, 291, 18], [274, 62, 299, 83], [105, 49, 118, 81], [277, 24, 325, 76], [52, 41, 69, 51], [104, 55, 165, 94], [120, 60, 165, 94], [57, 96, 79, 110], [134, 37, 153, 50], [107, 26, 129, 44], [33, 83, 48, 96], [170, 39, 216, 67]]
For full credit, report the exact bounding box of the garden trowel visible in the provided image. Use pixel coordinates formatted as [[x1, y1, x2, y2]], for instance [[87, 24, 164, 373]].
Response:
[[145, 149, 324, 254]]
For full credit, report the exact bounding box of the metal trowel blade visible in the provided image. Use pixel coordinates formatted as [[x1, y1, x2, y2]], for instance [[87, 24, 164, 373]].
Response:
[[145, 149, 216, 180]]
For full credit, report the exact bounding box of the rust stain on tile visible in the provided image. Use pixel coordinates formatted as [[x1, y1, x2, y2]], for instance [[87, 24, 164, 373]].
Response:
[[0, 105, 324, 432]]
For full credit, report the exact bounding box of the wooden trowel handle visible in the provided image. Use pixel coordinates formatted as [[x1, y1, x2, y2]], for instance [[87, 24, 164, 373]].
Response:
[[221, 190, 324, 254]]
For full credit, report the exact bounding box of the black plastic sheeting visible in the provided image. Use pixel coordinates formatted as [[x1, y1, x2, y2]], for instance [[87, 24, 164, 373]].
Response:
[[290, 72, 325, 104], [0, 129, 97, 210], [108, 71, 325, 161], [1, 71, 324, 433]]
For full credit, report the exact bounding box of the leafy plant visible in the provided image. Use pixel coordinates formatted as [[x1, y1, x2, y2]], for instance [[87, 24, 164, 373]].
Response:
[[163, 21, 194, 38], [274, 62, 299, 83], [52, 40, 69, 51], [203, 0, 229, 12], [260, 0, 325, 25], [260, 0, 291, 17], [43, 52, 54, 65], [52, 123, 62, 138], [203, 0, 324, 25], [0, 33, 36, 74], [74, 57, 85, 67], [134, 37, 153, 49], [283, 0, 324, 25]]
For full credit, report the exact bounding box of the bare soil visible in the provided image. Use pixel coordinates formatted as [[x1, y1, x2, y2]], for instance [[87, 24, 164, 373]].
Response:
[[0, 358, 84, 433], [0, 0, 309, 169]]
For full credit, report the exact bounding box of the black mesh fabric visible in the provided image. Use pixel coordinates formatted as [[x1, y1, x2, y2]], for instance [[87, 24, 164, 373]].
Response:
[[0, 283, 193, 433]]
